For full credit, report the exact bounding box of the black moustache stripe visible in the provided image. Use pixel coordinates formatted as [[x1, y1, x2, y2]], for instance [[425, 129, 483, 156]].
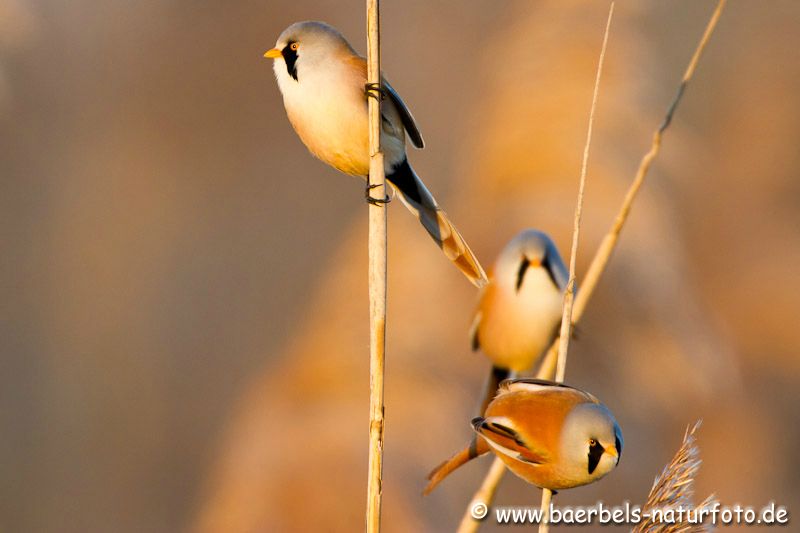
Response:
[[282, 43, 299, 81], [515, 256, 530, 292], [587, 440, 605, 474]]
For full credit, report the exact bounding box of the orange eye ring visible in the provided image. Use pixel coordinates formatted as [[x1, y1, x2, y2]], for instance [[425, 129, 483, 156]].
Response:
[[290, 42, 299, 51]]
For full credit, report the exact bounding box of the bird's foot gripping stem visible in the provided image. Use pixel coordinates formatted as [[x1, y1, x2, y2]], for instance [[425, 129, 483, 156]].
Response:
[[364, 82, 386, 101], [365, 182, 391, 206]]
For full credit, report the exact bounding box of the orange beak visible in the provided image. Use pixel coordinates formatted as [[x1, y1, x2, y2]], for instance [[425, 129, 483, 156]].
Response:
[[264, 48, 282, 59]]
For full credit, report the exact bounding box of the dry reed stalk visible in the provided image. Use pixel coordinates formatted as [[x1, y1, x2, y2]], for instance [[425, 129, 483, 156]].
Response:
[[632, 422, 716, 533], [539, 0, 726, 383], [541, 5, 614, 532], [365, 0, 387, 531], [458, 2, 726, 530], [555, 2, 615, 384], [456, 458, 507, 532]]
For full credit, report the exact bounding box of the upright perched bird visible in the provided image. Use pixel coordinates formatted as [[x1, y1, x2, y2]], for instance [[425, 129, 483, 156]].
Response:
[[470, 230, 569, 411], [425, 379, 622, 493], [264, 21, 487, 287]]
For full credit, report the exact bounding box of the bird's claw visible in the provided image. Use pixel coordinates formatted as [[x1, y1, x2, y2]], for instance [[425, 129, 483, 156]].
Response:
[[365, 183, 391, 206], [367, 196, 390, 206], [364, 82, 386, 101]]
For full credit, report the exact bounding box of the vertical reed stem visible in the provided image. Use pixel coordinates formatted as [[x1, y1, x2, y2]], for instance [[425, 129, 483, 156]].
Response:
[[554, 2, 614, 385], [365, 1, 386, 531], [539, 7, 614, 533]]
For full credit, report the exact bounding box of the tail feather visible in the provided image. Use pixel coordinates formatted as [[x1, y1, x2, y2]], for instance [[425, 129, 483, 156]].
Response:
[[423, 437, 490, 495], [387, 159, 488, 288], [478, 365, 511, 416]]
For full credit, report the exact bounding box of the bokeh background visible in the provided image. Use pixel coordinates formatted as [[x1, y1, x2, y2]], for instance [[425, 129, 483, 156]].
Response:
[[2, 0, 799, 531]]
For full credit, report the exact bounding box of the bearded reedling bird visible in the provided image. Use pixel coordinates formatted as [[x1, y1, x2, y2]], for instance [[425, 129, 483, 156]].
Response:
[[470, 230, 569, 412], [264, 21, 487, 287], [424, 379, 622, 494]]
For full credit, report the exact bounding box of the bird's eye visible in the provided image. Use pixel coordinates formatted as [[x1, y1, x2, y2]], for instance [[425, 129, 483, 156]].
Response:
[[290, 42, 299, 51], [589, 438, 597, 446]]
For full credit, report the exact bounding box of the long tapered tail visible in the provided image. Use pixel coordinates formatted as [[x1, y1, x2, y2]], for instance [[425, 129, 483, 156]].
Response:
[[386, 159, 488, 288], [424, 437, 491, 495], [478, 365, 511, 416]]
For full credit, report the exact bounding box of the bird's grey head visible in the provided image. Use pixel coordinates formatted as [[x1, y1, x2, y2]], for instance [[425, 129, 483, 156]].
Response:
[[496, 229, 565, 292], [266, 21, 355, 82], [561, 402, 622, 482]]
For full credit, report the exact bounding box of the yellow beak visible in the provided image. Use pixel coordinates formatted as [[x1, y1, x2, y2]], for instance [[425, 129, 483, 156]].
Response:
[[606, 446, 618, 458], [264, 48, 282, 59]]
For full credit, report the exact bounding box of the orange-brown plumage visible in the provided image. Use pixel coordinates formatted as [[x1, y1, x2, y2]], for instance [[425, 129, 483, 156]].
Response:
[[425, 379, 622, 493], [469, 230, 569, 410], [423, 437, 489, 495]]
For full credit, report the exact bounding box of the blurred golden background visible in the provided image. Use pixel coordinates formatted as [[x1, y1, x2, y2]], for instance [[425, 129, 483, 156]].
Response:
[[1, 1, 798, 531]]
